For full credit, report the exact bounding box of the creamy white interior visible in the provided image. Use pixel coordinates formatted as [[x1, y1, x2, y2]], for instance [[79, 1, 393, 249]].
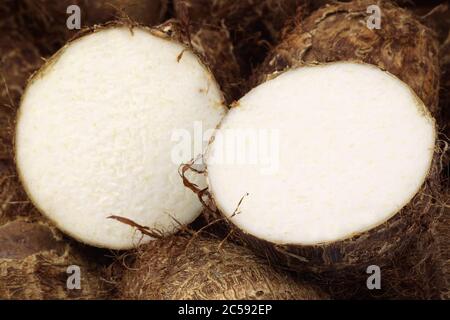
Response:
[[206, 62, 435, 245], [16, 27, 226, 249]]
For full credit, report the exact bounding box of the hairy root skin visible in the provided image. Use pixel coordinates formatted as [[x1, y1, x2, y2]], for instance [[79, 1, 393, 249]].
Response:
[[256, 0, 441, 117], [0, 219, 112, 299], [120, 235, 329, 300]]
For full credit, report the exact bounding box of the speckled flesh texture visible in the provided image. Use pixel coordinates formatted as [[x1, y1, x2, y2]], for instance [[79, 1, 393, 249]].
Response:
[[0, 219, 111, 299], [203, 61, 440, 275], [15, 25, 227, 249], [0, 4, 43, 160], [257, 0, 440, 117], [120, 235, 329, 300], [14, 0, 168, 56]]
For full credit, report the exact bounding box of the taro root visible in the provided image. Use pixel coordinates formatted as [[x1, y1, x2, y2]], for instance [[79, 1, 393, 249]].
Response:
[[15, 23, 227, 249], [120, 234, 329, 300], [203, 61, 439, 275]]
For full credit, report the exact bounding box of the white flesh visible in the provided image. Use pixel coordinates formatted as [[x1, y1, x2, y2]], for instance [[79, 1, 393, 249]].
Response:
[[16, 27, 226, 249], [206, 62, 435, 245]]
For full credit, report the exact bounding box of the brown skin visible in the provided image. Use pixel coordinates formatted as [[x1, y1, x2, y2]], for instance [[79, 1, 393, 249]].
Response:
[[0, 7, 43, 221], [439, 48, 450, 298], [0, 219, 112, 299], [441, 33, 450, 139], [120, 235, 329, 300], [305, 226, 444, 299], [433, 191, 450, 299], [257, 0, 440, 117], [173, 0, 437, 80], [14, 0, 167, 56], [190, 25, 241, 103], [0, 160, 38, 225], [173, 0, 329, 82], [413, 2, 449, 43], [432, 224, 449, 299], [0, 5, 43, 160], [158, 19, 241, 103]]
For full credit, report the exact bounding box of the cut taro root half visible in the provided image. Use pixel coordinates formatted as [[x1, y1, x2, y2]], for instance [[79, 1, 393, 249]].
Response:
[[205, 62, 436, 270], [15, 26, 226, 249]]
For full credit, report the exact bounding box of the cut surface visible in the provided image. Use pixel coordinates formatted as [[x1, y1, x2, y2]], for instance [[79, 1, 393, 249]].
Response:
[[16, 27, 226, 249], [206, 62, 435, 245]]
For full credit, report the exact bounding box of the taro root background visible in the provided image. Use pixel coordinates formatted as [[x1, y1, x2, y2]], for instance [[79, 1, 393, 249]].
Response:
[[0, 0, 449, 299]]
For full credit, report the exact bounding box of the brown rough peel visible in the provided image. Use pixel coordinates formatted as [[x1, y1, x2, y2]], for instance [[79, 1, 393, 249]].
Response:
[[13, 0, 168, 56], [414, 2, 449, 43], [304, 219, 446, 299], [257, 0, 441, 117], [0, 160, 39, 226], [0, 218, 112, 299], [156, 19, 242, 103], [430, 196, 450, 299], [173, 0, 329, 82], [441, 32, 450, 139], [120, 234, 329, 300], [0, 4, 43, 160]]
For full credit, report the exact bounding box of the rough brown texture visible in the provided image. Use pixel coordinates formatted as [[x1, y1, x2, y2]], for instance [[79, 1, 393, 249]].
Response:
[[257, 0, 441, 117], [431, 200, 450, 299], [173, 0, 329, 82], [0, 18, 42, 107], [155, 19, 241, 103], [0, 219, 112, 299], [304, 223, 445, 299], [120, 235, 329, 300], [0, 160, 38, 226], [441, 33, 450, 139], [413, 2, 449, 43], [0, 4, 43, 160], [13, 0, 167, 56], [190, 27, 241, 103]]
